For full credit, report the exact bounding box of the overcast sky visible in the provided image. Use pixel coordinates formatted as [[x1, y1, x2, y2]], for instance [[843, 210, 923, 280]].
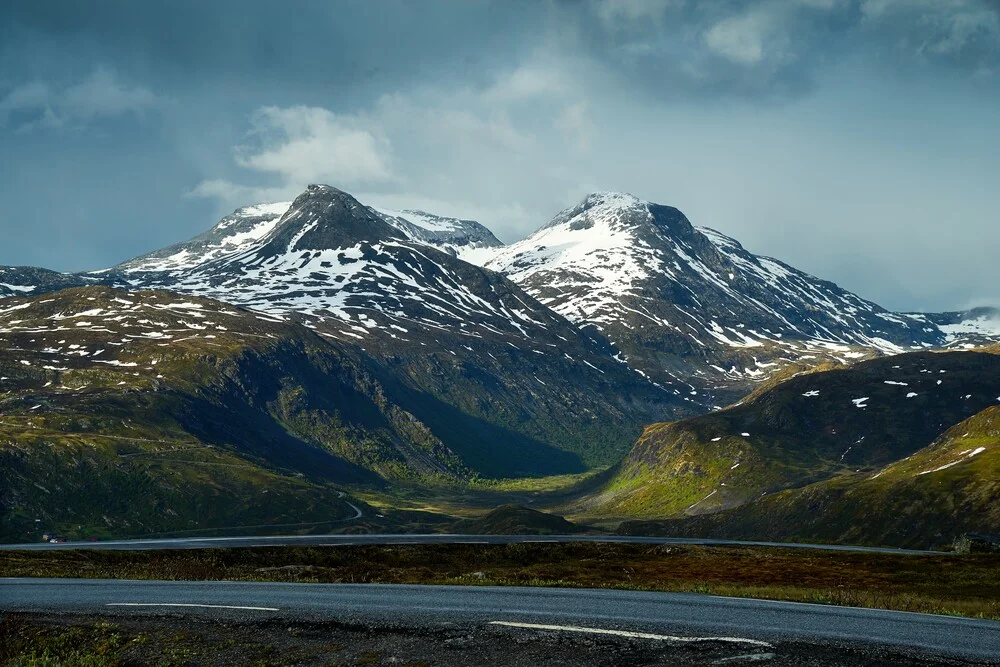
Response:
[[1, 0, 998, 312]]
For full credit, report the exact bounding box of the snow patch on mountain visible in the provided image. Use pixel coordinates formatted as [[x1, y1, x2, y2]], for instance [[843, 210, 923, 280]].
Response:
[[118, 202, 292, 273], [486, 192, 933, 360], [485, 193, 662, 324], [939, 313, 1000, 341], [371, 207, 503, 264], [104, 186, 562, 347]]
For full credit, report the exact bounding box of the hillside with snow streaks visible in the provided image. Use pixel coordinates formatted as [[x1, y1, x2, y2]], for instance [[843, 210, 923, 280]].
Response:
[[0, 266, 91, 297], [3, 184, 997, 412], [95, 186, 688, 468], [371, 208, 503, 265], [484, 192, 983, 401], [106, 186, 570, 347], [116, 202, 292, 273]]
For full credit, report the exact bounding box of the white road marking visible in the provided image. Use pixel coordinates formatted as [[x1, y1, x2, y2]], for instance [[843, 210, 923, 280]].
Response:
[[488, 621, 772, 647], [107, 603, 279, 611], [713, 653, 776, 664]]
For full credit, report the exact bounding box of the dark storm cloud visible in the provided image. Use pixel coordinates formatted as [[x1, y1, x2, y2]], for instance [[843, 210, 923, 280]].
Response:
[[1, 0, 544, 101], [559, 0, 1000, 99], [0, 0, 998, 311], [6, 1, 998, 100]]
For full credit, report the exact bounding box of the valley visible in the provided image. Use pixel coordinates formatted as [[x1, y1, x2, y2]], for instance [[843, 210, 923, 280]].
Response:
[[1, 184, 998, 550]]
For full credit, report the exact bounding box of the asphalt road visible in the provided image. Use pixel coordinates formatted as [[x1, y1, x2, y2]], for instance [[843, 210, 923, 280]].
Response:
[[3, 579, 998, 661], [0, 533, 946, 554]]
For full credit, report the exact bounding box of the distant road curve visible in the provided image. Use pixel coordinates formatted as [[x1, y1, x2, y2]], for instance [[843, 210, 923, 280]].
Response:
[[0, 533, 945, 554], [2, 580, 998, 660]]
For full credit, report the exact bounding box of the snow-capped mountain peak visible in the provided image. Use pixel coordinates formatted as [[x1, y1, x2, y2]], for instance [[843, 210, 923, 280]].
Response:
[[255, 185, 406, 255], [370, 207, 503, 264], [483, 191, 981, 401], [4, 183, 995, 410], [484, 192, 694, 324], [117, 201, 292, 274], [98, 185, 588, 351]]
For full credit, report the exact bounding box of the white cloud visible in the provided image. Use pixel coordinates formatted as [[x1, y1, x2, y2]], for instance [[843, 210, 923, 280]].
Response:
[[704, 12, 772, 66], [0, 81, 52, 117], [187, 105, 396, 207], [188, 62, 595, 237], [700, 1, 845, 70], [184, 179, 295, 204], [62, 68, 160, 119], [482, 65, 569, 104], [0, 67, 162, 130], [238, 105, 394, 186]]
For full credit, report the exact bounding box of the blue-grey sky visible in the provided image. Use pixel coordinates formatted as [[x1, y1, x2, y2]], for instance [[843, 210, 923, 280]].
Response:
[[1, 0, 998, 312]]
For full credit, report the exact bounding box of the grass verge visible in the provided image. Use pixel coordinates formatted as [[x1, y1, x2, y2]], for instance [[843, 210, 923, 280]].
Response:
[[2, 543, 999, 621]]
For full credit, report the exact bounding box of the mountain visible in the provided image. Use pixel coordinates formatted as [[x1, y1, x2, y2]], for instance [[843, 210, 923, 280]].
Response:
[[91, 185, 689, 472], [618, 403, 1000, 550], [574, 350, 1000, 519], [6, 187, 998, 416], [483, 192, 996, 403], [914, 307, 1000, 348], [2, 285, 660, 539], [110, 202, 293, 274], [0, 286, 403, 541], [0, 266, 91, 297], [2, 185, 998, 484], [103, 185, 538, 339], [371, 207, 503, 264], [112, 198, 504, 275]]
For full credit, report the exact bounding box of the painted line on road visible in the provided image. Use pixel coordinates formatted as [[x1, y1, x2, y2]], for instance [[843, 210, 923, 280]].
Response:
[[714, 653, 776, 664], [488, 621, 772, 647], [107, 603, 279, 611]]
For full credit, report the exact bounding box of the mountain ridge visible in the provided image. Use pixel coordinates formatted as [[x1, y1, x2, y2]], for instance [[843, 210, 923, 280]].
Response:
[[1, 186, 997, 409], [2, 184, 999, 543], [481, 191, 999, 403]]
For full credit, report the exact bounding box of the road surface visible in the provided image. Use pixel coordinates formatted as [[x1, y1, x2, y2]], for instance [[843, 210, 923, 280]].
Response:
[[2, 579, 998, 661], [0, 533, 946, 554]]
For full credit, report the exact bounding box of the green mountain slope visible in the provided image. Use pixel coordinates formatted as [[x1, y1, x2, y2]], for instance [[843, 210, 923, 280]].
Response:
[[0, 286, 466, 540], [619, 404, 1000, 549], [0, 285, 683, 540], [577, 351, 1000, 519]]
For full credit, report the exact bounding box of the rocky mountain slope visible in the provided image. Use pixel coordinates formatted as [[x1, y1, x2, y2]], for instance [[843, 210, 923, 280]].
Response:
[[3, 186, 997, 413], [93, 185, 685, 469], [0, 266, 90, 297], [576, 350, 1000, 519], [484, 192, 997, 404], [1, 185, 998, 486], [619, 403, 1000, 549], [2, 184, 999, 544]]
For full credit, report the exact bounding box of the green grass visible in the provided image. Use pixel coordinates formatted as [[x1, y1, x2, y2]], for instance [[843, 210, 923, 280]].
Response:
[[579, 350, 1000, 522], [0, 619, 128, 666], [620, 405, 1000, 549], [0, 413, 363, 543]]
